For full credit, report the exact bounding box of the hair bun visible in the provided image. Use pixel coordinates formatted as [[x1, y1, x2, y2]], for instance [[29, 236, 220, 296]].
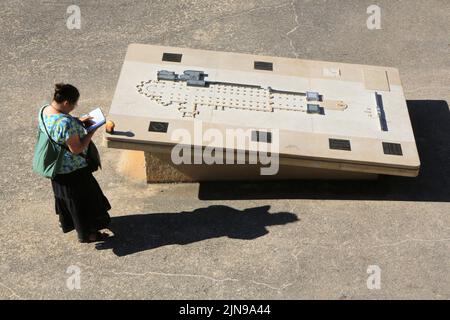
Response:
[[54, 83, 65, 92]]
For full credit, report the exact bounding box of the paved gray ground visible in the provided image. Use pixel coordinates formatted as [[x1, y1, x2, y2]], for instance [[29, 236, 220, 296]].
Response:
[[1, 0, 449, 299]]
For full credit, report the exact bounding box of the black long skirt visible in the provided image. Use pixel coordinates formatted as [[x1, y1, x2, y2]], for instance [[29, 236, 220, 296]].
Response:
[[51, 166, 111, 241]]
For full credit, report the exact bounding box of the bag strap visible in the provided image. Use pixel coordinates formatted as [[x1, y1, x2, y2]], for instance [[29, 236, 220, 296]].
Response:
[[39, 105, 58, 146], [39, 105, 88, 159]]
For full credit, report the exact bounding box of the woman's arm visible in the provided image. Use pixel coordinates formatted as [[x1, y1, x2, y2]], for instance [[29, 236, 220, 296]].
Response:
[[66, 128, 97, 155]]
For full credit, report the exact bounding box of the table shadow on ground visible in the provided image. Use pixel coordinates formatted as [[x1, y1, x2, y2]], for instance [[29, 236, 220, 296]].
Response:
[[198, 100, 450, 202]]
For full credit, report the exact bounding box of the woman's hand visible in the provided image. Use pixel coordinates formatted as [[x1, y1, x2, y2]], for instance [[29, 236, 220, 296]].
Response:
[[78, 116, 95, 128]]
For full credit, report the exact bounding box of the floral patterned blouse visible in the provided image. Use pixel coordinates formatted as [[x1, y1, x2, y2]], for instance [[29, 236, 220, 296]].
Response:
[[38, 105, 88, 174]]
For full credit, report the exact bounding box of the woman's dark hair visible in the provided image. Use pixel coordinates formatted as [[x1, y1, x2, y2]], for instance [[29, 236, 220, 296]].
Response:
[[53, 83, 80, 104]]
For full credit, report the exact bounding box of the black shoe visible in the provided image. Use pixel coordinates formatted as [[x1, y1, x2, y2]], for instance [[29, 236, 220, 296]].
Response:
[[79, 231, 110, 243]]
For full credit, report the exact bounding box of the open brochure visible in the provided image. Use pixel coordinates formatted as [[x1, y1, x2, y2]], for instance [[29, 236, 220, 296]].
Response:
[[83, 107, 106, 132]]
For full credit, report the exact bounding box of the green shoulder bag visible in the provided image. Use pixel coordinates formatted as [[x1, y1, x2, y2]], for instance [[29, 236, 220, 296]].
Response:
[[32, 105, 66, 179]]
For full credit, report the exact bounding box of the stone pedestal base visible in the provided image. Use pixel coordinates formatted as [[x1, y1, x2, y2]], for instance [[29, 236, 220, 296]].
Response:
[[143, 152, 377, 183], [144, 151, 195, 183], [105, 139, 378, 183]]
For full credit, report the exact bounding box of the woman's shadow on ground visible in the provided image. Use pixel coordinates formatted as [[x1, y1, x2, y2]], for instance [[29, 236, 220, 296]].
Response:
[[96, 205, 298, 256]]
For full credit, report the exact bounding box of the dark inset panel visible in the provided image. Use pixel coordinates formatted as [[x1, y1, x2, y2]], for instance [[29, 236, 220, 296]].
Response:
[[148, 121, 169, 133], [162, 52, 182, 62], [307, 104, 325, 115], [382, 142, 403, 156], [376, 93, 388, 131], [251, 130, 272, 143], [329, 138, 351, 151], [254, 61, 273, 71]]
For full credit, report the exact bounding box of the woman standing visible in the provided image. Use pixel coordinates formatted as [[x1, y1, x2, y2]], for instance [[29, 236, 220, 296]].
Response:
[[39, 83, 111, 243]]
